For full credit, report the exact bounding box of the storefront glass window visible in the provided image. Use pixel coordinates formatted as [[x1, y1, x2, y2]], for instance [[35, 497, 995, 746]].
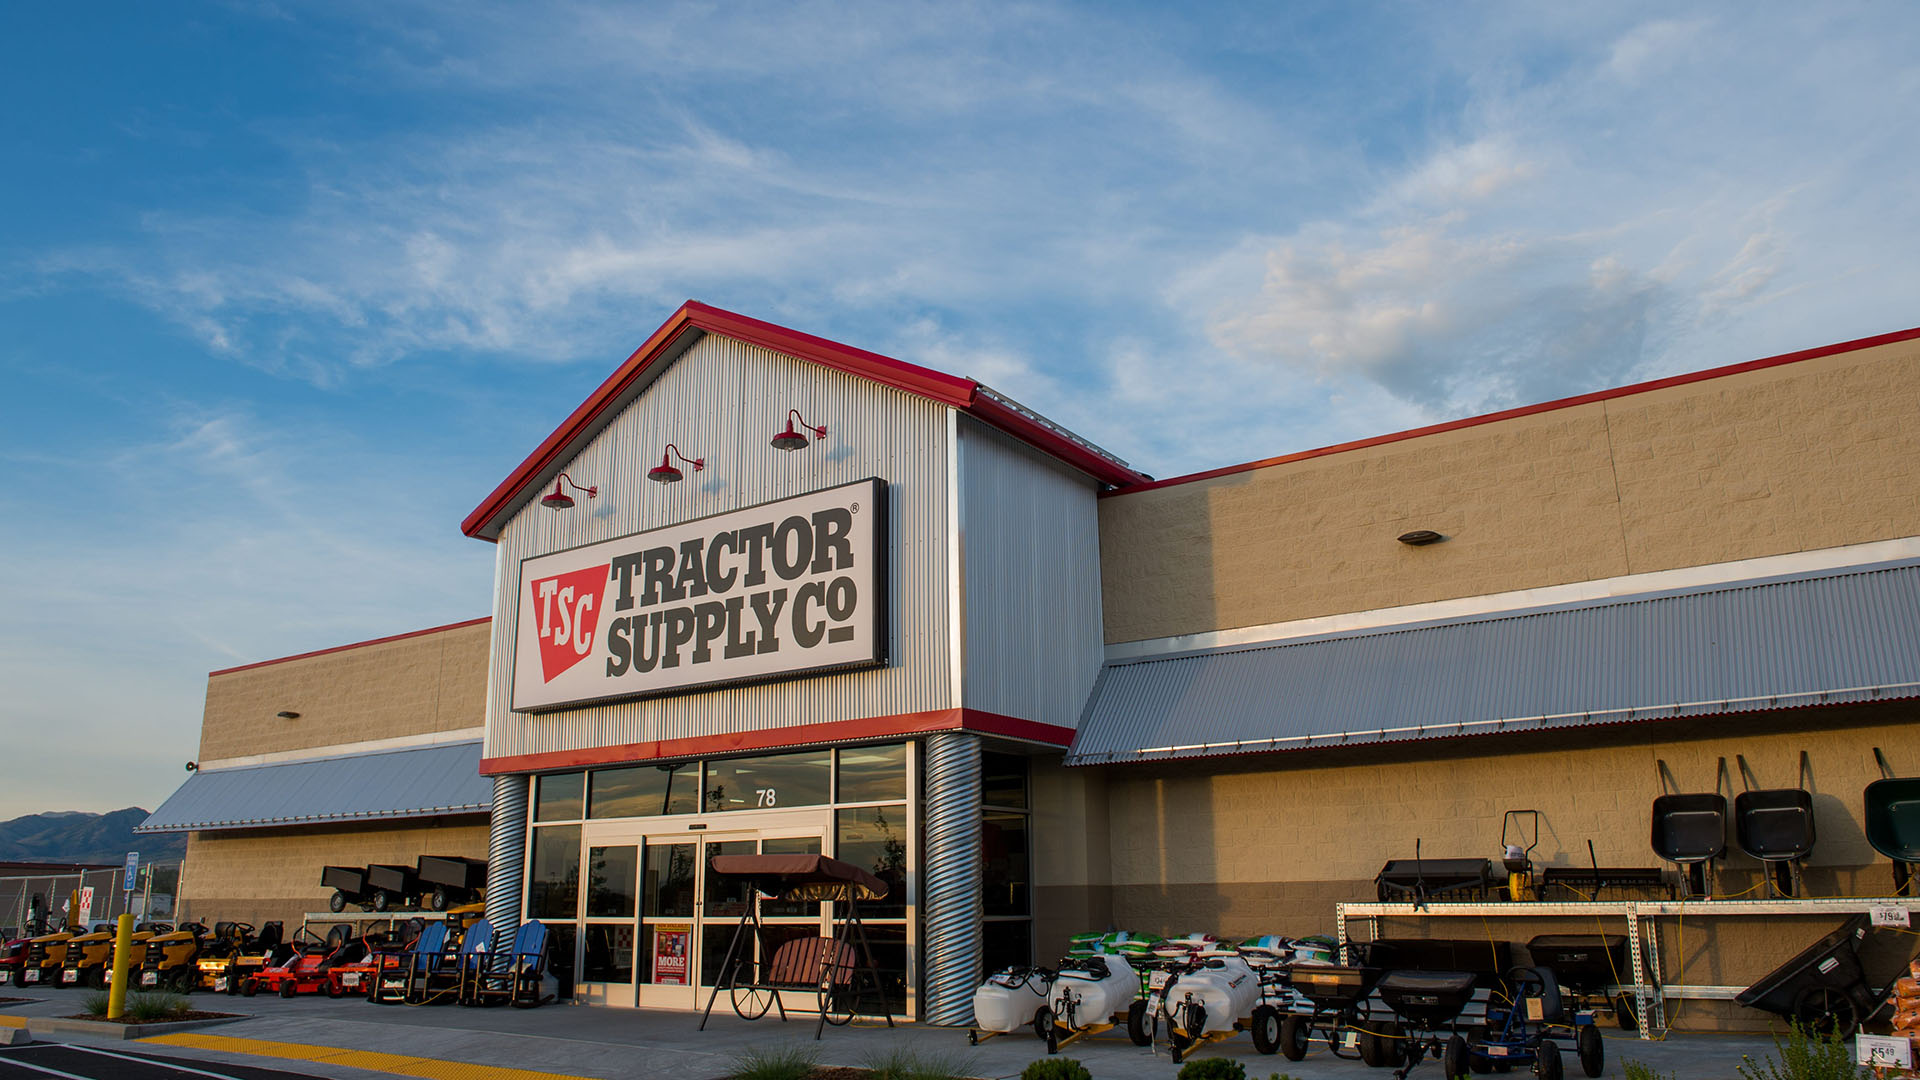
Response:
[[590, 762, 700, 818], [835, 805, 907, 919], [581, 924, 634, 984], [527, 825, 581, 919], [982, 920, 1031, 977], [703, 840, 755, 917], [546, 923, 577, 998], [585, 845, 637, 918], [982, 752, 1028, 809], [704, 750, 830, 813], [642, 842, 696, 918], [534, 772, 584, 822], [982, 811, 1029, 917], [835, 743, 906, 803]]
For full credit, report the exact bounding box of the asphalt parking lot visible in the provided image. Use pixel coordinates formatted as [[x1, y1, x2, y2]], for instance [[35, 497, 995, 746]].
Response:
[[0, 1042, 335, 1080]]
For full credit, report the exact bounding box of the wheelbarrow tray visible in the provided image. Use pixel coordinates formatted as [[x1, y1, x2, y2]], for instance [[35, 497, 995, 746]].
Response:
[[1865, 777, 1920, 863], [1735, 788, 1816, 861], [1527, 934, 1628, 996], [321, 865, 369, 896], [1651, 793, 1727, 862], [1734, 915, 1876, 1017], [416, 856, 488, 891]]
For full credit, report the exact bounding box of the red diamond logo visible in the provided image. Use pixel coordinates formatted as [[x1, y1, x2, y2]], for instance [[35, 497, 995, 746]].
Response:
[[529, 565, 606, 682]]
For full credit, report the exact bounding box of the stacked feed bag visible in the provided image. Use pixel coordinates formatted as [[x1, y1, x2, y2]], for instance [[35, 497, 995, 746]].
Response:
[[1883, 960, 1920, 1079], [1238, 935, 1292, 970], [1290, 935, 1339, 965]]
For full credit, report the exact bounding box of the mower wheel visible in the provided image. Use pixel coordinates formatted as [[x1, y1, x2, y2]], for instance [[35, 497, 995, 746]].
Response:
[[280, 979, 298, 998], [371, 890, 391, 913], [7, 969, 21, 990], [328, 890, 347, 913], [241, 978, 258, 996], [171, 969, 195, 993], [1279, 1015, 1309, 1062], [1576, 1025, 1603, 1078], [1536, 1039, 1563, 1080], [1126, 999, 1153, 1046], [1250, 1004, 1281, 1055], [1612, 994, 1638, 1032], [86, 968, 105, 990], [430, 888, 450, 912], [327, 981, 344, 999], [1443, 1034, 1470, 1080]]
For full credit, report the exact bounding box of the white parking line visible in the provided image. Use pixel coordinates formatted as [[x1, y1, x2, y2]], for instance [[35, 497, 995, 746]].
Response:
[[45, 1044, 260, 1080], [0, 1051, 95, 1080]]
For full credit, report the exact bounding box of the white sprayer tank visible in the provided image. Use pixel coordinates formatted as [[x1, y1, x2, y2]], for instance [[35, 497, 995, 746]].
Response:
[[972, 967, 1051, 1033], [1047, 954, 1139, 1027], [1164, 953, 1262, 1035]]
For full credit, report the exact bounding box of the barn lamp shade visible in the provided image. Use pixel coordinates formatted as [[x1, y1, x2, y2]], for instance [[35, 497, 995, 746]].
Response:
[[540, 473, 599, 510], [771, 409, 828, 451], [648, 444, 705, 484], [1397, 529, 1445, 546]]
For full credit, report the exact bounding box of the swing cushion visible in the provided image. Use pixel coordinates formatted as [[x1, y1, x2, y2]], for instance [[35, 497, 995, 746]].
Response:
[[765, 937, 856, 989]]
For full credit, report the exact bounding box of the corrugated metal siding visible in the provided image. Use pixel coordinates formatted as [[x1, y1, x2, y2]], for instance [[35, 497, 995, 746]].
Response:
[[137, 742, 489, 832], [485, 335, 951, 762], [958, 419, 1104, 729], [1067, 560, 1920, 764]]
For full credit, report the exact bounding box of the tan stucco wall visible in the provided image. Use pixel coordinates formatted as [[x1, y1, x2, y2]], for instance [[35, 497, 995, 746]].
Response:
[[1099, 336, 1920, 643], [178, 817, 489, 929], [198, 620, 490, 761], [1029, 756, 1114, 961], [1092, 703, 1917, 1029]]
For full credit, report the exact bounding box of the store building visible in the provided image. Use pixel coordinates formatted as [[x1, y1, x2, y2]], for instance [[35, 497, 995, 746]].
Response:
[[146, 302, 1920, 1029]]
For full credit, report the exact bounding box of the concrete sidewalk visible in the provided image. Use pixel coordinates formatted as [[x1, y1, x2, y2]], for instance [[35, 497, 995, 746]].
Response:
[[0, 987, 1790, 1080]]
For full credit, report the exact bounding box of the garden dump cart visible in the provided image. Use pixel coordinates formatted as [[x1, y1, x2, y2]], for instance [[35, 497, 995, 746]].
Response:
[[323, 865, 374, 912], [698, 854, 897, 1039], [1733, 753, 1817, 898], [1735, 914, 1887, 1036], [365, 863, 424, 912], [416, 855, 488, 911], [1866, 747, 1920, 895]]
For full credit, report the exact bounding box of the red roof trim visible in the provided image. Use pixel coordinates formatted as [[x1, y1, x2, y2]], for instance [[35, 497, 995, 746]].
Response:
[[208, 617, 491, 678], [477, 707, 1073, 775], [462, 301, 1146, 540], [1105, 324, 1920, 499]]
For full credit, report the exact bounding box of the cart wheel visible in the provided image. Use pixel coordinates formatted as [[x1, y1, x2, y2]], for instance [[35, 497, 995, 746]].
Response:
[[968, 1030, 979, 1046], [329, 891, 347, 913], [1612, 994, 1639, 1032], [1127, 999, 1154, 1047], [1045, 1011, 1061, 1056], [1576, 1025, 1603, 1078], [1536, 1039, 1563, 1080], [820, 983, 854, 1027], [371, 890, 391, 913], [1381, 1023, 1407, 1067], [731, 982, 774, 1020], [1443, 1034, 1470, 1080], [280, 979, 298, 998], [430, 887, 450, 912], [1279, 1015, 1309, 1062], [1247, 1004, 1281, 1055], [1359, 1028, 1387, 1068], [1790, 986, 1859, 1037], [242, 977, 258, 997], [1168, 1002, 1203, 1056]]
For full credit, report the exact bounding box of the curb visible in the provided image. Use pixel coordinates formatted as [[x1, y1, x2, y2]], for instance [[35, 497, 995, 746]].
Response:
[[24, 1014, 252, 1041]]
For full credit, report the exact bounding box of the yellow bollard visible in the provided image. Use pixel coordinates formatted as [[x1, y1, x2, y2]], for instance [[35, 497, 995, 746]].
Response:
[[107, 913, 135, 1019]]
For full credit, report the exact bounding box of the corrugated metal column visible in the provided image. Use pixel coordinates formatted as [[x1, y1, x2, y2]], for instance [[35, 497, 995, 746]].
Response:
[[921, 731, 982, 1026], [485, 774, 528, 947]]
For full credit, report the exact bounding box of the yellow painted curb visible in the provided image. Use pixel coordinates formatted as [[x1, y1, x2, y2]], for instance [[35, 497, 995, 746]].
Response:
[[0, 1016, 25, 1029], [141, 1032, 601, 1080]]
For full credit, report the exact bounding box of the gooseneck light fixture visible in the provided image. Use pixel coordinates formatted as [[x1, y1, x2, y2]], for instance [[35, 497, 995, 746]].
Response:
[[540, 473, 599, 511], [770, 408, 828, 451], [647, 444, 705, 484]]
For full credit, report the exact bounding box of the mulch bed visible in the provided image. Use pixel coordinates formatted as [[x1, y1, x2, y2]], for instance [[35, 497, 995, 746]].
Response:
[[0, 997, 29, 1006], [58, 1011, 243, 1025], [801, 1071, 988, 1080]]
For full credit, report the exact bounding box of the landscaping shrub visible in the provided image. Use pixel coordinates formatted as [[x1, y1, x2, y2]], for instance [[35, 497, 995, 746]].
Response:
[[126, 992, 191, 1022], [1735, 1022, 1867, 1080], [865, 1046, 978, 1080], [81, 991, 110, 1017], [1176, 1058, 1245, 1080], [1623, 1061, 1675, 1080], [1018, 1059, 1090, 1080], [728, 1042, 819, 1080]]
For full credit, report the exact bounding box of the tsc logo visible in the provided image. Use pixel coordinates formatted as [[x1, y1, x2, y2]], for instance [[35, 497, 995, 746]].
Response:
[[529, 566, 606, 682]]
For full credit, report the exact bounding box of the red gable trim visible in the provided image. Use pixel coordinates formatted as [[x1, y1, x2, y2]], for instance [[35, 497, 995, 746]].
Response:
[[209, 617, 492, 678], [477, 707, 1073, 775], [462, 301, 1148, 540], [1106, 325, 1920, 499]]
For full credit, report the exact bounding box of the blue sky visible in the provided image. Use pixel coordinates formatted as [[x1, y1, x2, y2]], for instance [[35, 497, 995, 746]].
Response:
[[2, 2, 1916, 820]]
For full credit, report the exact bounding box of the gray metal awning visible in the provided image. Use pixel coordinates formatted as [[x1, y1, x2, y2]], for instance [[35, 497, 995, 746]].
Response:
[[1067, 560, 1920, 765], [136, 741, 489, 833]]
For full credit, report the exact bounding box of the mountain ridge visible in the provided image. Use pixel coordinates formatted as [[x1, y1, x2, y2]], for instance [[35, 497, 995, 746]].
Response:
[[0, 808, 186, 865]]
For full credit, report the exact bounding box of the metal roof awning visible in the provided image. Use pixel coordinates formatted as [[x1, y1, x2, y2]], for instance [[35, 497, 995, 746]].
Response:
[[136, 741, 490, 833], [1067, 560, 1920, 766]]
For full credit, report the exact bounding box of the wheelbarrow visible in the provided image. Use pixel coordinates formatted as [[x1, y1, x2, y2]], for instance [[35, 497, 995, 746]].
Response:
[[1865, 747, 1920, 896], [1734, 753, 1816, 898], [1734, 914, 1886, 1036], [1651, 759, 1728, 897]]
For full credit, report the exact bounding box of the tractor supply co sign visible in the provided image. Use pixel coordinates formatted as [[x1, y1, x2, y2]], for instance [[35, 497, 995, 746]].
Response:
[[512, 478, 888, 712]]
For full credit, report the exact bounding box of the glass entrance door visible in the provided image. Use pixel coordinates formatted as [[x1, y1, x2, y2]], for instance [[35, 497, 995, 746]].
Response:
[[576, 815, 826, 1009]]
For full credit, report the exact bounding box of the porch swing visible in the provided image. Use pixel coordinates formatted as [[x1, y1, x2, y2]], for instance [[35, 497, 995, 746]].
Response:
[[696, 854, 899, 1039]]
